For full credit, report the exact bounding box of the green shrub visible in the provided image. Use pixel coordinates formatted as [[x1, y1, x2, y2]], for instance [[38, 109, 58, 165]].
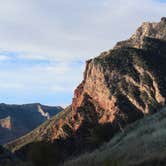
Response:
[[103, 158, 122, 166]]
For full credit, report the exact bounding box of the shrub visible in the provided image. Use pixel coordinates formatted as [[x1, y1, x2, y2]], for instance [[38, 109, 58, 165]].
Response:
[[27, 141, 64, 166], [87, 123, 114, 147], [103, 158, 122, 166]]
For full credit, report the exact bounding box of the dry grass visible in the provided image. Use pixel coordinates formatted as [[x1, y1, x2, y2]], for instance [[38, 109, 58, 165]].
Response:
[[62, 107, 166, 166]]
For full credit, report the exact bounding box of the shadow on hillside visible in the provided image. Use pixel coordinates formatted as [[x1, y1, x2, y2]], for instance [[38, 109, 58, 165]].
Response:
[[12, 119, 122, 166], [12, 92, 146, 166]]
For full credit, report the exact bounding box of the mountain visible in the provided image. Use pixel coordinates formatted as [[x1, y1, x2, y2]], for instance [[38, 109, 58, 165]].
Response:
[[0, 103, 63, 144], [5, 17, 166, 165]]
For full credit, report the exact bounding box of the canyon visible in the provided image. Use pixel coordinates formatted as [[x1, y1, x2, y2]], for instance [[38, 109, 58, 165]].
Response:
[[3, 17, 166, 166]]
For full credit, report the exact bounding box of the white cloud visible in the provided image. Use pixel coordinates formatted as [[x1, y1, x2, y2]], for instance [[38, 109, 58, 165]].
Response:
[[0, 55, 11, 61], [0, 62, 84, 95], [0, 0, 165, 105], [0, 82, 24, 89], [0, 0, 164, 62]]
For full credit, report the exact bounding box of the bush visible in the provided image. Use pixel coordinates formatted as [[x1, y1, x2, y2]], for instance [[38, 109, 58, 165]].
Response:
[[103, 158, 122, 166], [87, 123, 114, 147], [27, 141, 64, 166]]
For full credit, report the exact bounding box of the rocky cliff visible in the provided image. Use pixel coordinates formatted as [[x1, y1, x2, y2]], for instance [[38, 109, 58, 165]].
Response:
[[51, 17, 166, 141], [6, 18, 166, 160], [72, 17, 166, 126]]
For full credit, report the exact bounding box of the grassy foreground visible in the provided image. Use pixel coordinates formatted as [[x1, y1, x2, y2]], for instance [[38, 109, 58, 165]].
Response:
[[62, 107, 166, 166]]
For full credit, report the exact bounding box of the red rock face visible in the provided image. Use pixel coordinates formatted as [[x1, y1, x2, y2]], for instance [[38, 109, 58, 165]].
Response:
[[72, 59, 118, 124], [0, 116, 12, 130], [71, 17, 166, 128], [72, 81, 85, 112]]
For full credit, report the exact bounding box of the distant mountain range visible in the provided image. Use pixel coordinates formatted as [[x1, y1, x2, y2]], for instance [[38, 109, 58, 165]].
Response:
[[0, 103, 63, 144]]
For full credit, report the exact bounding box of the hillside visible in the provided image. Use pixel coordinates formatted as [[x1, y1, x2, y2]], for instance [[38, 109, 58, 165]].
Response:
[[63, 107, 166, 166], [5, 106, 72, 152], [5, 17, 166, 165], [0, 103, 63, 144], [3, 107, 166, 166]]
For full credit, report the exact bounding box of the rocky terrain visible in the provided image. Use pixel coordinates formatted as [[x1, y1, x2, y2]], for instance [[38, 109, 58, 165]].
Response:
[[4, 17, 166, 166], [0, 103, 63, 144]]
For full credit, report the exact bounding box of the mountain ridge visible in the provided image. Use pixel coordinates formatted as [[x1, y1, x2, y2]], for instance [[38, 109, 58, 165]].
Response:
[[5, 17, 166, 165], [0, 103, 63, 144]]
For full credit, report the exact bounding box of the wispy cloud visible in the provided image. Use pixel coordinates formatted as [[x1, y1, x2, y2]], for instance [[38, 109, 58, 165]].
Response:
[[0, 0, 164, 62], [0, 61, 84, 95], [0, 0, 165, 105], [0, 55, 11, 61]]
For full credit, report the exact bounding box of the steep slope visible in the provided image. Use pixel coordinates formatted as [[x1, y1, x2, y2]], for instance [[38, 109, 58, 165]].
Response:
[[6, 18, 166, 161], [5, 106, 72, 152], [0, 103, 63, 144], [63, 107, 166, 166]]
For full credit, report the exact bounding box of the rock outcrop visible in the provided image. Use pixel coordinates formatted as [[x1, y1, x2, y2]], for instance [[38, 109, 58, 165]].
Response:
[[37, 105, 50, 119], [6, 18, 166, 158], [115, 17, 166, 49], [0, 116, 12, 130]]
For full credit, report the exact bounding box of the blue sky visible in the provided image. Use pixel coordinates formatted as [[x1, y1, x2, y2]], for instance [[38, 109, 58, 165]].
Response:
[[0, 0, 165, 107]]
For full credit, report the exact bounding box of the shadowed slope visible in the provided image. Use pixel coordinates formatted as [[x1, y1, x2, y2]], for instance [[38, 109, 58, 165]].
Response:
[[63, 107, 166, 166]]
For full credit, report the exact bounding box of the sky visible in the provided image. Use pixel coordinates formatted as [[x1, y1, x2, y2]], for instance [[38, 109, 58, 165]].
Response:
[[0, 0, 165, 107]]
